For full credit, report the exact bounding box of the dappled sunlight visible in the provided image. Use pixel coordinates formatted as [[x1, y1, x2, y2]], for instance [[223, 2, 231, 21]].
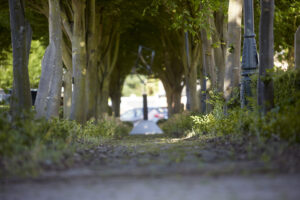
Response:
[[80, 41, 85, 47], [228, 1, 243, 25]]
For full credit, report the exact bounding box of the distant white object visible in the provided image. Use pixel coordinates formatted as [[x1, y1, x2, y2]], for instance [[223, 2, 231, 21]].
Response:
[[120, 107, 168, 124], [120, 96, 168, 114], [130, 120, 163, 135]]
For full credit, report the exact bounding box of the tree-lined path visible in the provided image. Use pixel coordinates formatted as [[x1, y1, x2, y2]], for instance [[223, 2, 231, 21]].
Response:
[[1, 0, 300, 199]]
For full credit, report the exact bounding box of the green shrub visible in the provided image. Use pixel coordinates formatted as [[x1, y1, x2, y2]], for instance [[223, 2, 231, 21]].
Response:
[[273, 68, 300, 108], [190, 69, 300, 143], [84, 116, 130, 139], [160, 111, 193, 137], [0, 111, 130, 176], [259, 100, 300, 143]]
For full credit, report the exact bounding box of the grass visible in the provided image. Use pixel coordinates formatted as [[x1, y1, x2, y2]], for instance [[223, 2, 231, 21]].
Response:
[[0, 110, 131, 179]]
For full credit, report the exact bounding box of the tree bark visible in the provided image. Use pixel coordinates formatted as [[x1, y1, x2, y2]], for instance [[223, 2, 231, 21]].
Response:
[[85, 0, 99, 120], [109, 67, 127, 117], [199, 57, 207, 114], [224, 0, 243, 101], [97, 78, 110, 117], [258, 0, 274, 113], [35, 0, 63, 119], [110, 90, 121, 117], [182, 32, 200, 111], [157, 35, 184, 116], [96, 24, 120, 118], [9, 0, 32, 117], [164, 84, 183, 116], [186, 62, 198, 111], [211, 17, 226, 93], [295, 26, 300, 69], [69, 0, 87, 123], [62, 37, 72, 119], [201, 29, 217, 90]]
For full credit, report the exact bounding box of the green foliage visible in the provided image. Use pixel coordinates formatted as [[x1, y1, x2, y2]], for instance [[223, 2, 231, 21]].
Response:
[[253, 0, 300, 66], [83, 117, 130, 139], [259, 101, 300, 142], [0, 111, 130, 176], [273, 69, 300, 107], [122, 75, 160, 97], [122, 75, 146, 96], [0, 1, 11, 61], [0, 40, 45, 89], [190, 69, 300, 143], [158, 69, 300, 143], [160, 111, 193, 137], [146, 0, 227, 37], [28, 40, 45, 88]]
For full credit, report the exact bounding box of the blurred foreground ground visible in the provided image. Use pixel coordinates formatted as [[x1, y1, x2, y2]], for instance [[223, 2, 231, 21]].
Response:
[[1, 135, 300, 200]]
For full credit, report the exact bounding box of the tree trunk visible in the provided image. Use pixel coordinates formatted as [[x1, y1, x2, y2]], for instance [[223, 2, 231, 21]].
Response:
[[211, 17, 226, 93], [63, 68, 72, 118], [69, 0, 87, 123], [9, 0, 32, 116], [111, 89, 121, 117], [224, 0, 243, 101], [186, 63, 198, 111], [85, 0, 99, 120], [157, 31, 185, 116], [199, 64, 207, 114], [96, 26, 120, 118], [258, 0, 274, 113], [109, 68, 126, 118], [201, 29, 216, 113], [295, 26, 300, 69], [62, 37, 72, 119], [97, 79, 110, 117], [35, 0, 63, 119], [183, 32, 200, 111], [201, 29, 217, 90], [164, 84, 183, 116]]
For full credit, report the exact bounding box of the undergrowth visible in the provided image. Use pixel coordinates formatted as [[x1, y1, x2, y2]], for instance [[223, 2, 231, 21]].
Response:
[[0, 111, 130, 178], [161, 69, 300, 143]]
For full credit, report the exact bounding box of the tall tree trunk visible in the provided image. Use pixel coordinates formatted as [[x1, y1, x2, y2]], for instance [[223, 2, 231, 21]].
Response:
[[258, 0, 274, 113], [69, 0, 87, 123], [110, 89, 122, 117], [109, 68, 126, 118], [158, 31, 185, 116], [85, 0, 99, 120], [224, 0, 243, 101], [187, 62, 199, 111], [199, 64, 207, 114], [295, 26, 300, 69], [62, 37, 72, 119], [9, 0, 32, 117], [212, 17, 226, 93], [201, 29, 217, 89], [183, 32, 200, 111], [201, 28, 216, 113], [97, 27, 120, 118], [163, 83, 183, 116], [35, 0, 63, 119], [97, 78, 110, 117], [63, 68, 72, 118]]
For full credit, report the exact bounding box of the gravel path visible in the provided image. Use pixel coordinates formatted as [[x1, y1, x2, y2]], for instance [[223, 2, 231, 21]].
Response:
[[2, 174, 300, 200], [1, 135, 300, 200]]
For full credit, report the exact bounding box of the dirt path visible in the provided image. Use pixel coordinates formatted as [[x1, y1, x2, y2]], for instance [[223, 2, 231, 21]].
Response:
[[1, 135, 300, 200], [2, 174, 300, 200]]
